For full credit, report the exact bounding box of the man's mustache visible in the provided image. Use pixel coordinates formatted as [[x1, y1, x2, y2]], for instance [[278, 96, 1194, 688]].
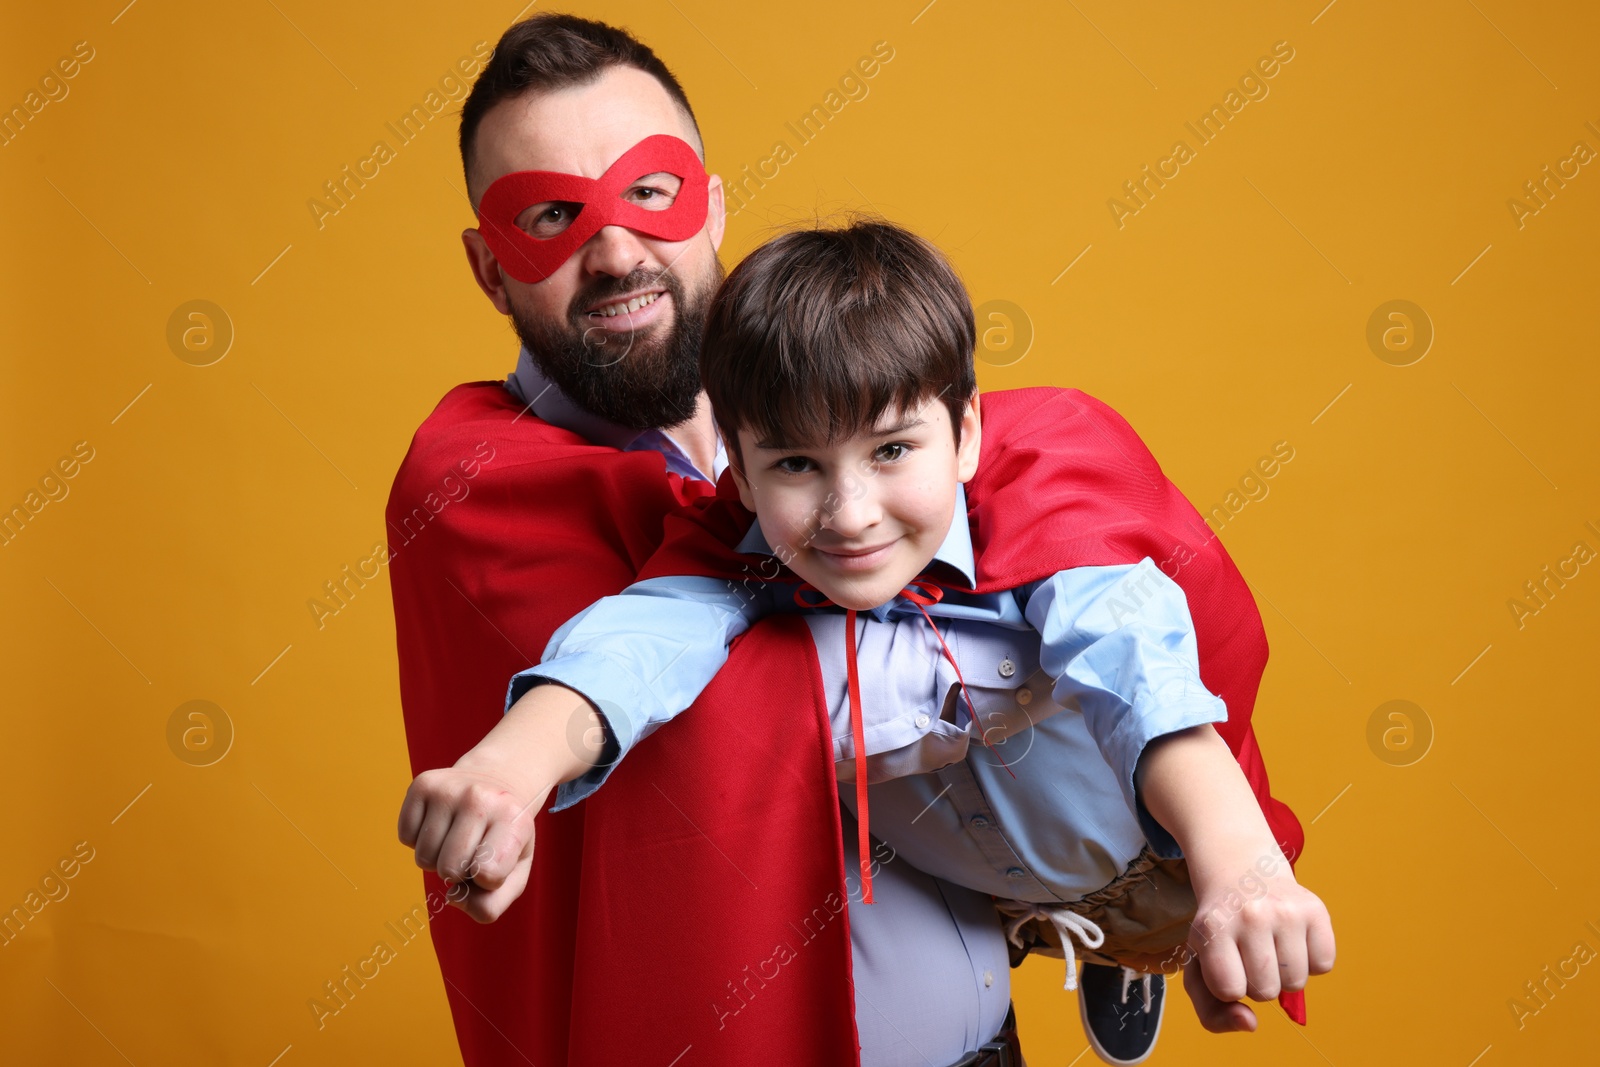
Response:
[[569, 270, 678, 321]]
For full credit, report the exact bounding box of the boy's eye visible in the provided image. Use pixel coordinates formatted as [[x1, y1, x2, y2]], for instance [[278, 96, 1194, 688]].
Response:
[[875, 442, 912, 463], [773, 456, 815, 475]]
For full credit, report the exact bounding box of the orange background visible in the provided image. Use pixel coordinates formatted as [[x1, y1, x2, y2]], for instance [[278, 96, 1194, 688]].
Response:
[[3, 1, 1597, 1064]]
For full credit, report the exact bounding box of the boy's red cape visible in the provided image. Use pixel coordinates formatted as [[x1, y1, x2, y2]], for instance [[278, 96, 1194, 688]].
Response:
[[389, 383, 1305, 1067]]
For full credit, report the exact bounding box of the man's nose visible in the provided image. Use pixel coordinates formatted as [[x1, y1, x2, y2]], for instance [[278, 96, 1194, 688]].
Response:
[[577, 224, 649, 280]]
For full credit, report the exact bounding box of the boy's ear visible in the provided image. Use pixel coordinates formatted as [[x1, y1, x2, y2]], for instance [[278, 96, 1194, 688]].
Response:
[[955, 393, 983, 483], [728, 444, 758, 512]]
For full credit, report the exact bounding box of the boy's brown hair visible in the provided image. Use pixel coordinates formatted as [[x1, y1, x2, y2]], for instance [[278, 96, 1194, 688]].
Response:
[[700, 218, 977, 462]]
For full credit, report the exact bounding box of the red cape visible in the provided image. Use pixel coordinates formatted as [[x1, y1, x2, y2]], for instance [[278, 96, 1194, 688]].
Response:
[[973, 388, 1303, 863], [640, 386, 1303, 866], [391, 383, 1307, 1065], [389, 382, 859, 1065]]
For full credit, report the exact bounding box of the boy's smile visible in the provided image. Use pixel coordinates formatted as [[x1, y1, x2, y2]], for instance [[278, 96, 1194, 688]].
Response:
[[732, 395, 983, 610]]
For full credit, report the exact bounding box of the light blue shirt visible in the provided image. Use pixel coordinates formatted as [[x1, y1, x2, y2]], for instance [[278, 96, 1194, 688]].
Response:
[[512, 486, 1228, 884], [497, 353, 1011, 1063], [837, 797, 1013, 1064]]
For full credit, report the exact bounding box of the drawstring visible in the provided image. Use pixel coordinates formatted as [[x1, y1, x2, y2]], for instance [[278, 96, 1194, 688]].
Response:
[[844, 606, 871, 903], [1120, 966, 1154, 1013], [795, 580, 1016, 906], [899, 582, 1016, 782], [996, 900, 1106, 992], [996, 900, 1159, 1005]]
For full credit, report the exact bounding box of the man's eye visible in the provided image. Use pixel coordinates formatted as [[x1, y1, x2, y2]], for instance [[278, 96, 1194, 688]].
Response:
[[629, 181, 679, 210], [522, 202, 581, 238]]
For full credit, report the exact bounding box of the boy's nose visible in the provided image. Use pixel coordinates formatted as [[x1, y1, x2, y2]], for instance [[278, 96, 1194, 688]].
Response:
[[821, 482, 881, 539]]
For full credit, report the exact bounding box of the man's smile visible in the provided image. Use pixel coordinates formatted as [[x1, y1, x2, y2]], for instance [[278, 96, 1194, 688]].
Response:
[[585, 288, 669, 331]]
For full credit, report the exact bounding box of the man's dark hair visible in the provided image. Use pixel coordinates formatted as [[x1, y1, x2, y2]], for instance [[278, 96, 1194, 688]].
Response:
[[459, 13, 703, 197], [700, 218, 978, 460]]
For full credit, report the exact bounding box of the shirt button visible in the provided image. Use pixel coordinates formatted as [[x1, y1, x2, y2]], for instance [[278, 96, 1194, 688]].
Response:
[[983, 969, 994, 988], [915, 713, 931, 729], [998, 658, 1016, 678], [1016, 688, 1033, 706], [970, 815, 989, 829], [1006, 866, 1026, 879]]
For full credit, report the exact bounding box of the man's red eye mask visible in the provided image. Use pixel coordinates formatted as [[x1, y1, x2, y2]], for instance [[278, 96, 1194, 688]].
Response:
[[476, 134, 710, 284]]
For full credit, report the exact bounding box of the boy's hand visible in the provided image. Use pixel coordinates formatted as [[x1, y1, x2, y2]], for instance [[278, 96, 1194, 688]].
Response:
[[396, 682, 608, 924], [398, 761, 549, 923], [1183, 846, 1335, 1026], [1133, 725, 1336, 1027]]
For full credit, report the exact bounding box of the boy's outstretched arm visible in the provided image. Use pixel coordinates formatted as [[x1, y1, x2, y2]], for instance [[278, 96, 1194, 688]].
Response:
[[397, 683, 606, 923], [1135, 723, 1336, 1031]]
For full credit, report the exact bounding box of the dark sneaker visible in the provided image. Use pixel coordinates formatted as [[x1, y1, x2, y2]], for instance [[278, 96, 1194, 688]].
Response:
[[1079, 963, 1163, 1066]]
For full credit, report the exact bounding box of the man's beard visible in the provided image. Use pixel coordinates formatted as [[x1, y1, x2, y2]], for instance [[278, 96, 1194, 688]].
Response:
[[509, 258, 723, 432]]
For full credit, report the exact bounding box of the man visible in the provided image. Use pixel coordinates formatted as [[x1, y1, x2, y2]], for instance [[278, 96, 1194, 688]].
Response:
[[388, 14, 1020, 1066]]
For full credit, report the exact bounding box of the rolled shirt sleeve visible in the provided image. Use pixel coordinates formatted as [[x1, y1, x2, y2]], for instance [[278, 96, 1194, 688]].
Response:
[[1019, 557, 1228, 856], [504, 575, 763, 810]]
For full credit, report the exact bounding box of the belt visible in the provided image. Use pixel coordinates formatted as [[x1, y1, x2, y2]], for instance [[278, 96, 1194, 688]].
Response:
[[944, 1003, 1021, 1067]]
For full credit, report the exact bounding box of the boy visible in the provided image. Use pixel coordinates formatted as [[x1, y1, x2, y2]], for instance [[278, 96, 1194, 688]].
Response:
[[401, 220, 1334, 1064]]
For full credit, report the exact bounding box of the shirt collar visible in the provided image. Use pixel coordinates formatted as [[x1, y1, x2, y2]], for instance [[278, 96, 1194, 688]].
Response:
[[734, 482, 977, 590], [507, 343, 725, 483]]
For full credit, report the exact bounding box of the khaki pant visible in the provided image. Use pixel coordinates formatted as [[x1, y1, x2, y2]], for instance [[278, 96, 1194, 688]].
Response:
[[1001, 846, 1195, 973]]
